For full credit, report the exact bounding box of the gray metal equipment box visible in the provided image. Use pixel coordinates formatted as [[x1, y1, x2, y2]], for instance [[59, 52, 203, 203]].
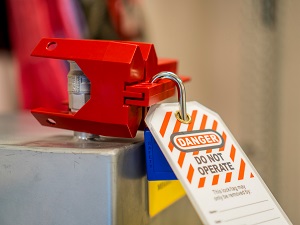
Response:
[[0, 113, 201, 225]]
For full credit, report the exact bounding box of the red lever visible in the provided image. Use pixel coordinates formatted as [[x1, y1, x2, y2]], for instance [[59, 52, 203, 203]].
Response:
[[31, 38, 189, 138]]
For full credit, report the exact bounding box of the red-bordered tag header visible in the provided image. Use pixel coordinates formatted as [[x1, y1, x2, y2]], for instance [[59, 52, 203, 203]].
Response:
[[171, 129, 224, 152]]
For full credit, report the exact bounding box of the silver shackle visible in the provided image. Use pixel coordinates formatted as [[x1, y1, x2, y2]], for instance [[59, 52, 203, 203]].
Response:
[[150, 71, 191, 123]]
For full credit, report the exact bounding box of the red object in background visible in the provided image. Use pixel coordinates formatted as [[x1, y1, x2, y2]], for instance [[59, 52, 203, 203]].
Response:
[[108, 0, 144, 39], [31, 38, 189, 138], [6, 0, 83, 110]]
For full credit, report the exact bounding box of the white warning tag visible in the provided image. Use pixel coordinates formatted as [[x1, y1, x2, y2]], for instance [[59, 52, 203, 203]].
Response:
[[145, 101, 291, 225]]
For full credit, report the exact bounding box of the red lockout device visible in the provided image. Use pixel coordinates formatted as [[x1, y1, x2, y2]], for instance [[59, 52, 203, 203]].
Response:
[[31, 38, 189, 138]]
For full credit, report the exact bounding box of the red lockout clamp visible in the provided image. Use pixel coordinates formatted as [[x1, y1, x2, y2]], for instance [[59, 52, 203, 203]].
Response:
[[31, 38, 189, 138]]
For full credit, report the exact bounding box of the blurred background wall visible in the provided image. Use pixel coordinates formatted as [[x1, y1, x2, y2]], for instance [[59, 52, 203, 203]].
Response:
[[141, 0, 300, 223], [0, 0, 299, 223]]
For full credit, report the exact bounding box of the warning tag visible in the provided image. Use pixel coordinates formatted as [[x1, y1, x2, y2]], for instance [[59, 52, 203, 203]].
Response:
[[145, 101, 292, 225]]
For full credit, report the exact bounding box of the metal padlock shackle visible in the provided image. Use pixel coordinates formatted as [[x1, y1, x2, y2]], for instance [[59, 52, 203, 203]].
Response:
[[150, 71, 191, 124]]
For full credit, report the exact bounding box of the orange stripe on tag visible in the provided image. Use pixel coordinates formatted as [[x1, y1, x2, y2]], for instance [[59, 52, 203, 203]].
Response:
[[168, 142, 174, 152], [160, 111, 172, 137], [198, 177, 206, 188], [212, 174, 219, 185], [187, 165, 194, 183], [212, 120, 218, 130], [177, 110, 198, 167], [188, 110, 197, 130], [200, 114, 208, 130], [230, 145, 236, 162], [250, 173, 254, 178], [193, 114, 207, 156], [225, 172, 232, 183], [206, 120, 218, 154], [178, 152, 185, 168], [238, 159, 245, 180], [205, 149, 212, 154], [219, 132, 227, 151], [192, 152, 199, 156], [168, 119, 181, 152]]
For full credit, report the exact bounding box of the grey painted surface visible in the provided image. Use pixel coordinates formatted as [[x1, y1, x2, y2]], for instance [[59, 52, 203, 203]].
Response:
[[0, 114, 201, 225]]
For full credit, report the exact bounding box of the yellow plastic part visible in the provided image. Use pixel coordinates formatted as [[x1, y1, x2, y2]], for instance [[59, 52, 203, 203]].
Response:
[[148, 180, 186, 217]]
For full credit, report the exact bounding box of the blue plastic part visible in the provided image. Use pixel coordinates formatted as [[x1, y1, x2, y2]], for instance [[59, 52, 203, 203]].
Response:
[[144, 128, 177, 180]]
